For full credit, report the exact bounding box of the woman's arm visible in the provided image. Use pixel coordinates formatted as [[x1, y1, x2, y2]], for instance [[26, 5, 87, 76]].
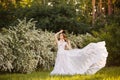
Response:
[[66, 40, 72, 50], [54, 30, 63, 44]]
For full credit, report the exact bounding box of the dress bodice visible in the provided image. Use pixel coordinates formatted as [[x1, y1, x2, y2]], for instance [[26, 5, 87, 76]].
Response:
[[58, 40, 67, 50]]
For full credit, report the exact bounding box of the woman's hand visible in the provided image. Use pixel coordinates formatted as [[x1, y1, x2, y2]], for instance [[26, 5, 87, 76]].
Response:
[[59, 30, 63, 33], [55, 30, 63, 44]]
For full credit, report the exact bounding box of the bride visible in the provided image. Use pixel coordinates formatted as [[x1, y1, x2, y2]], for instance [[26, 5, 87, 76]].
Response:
[[50, 30, 108, 75]]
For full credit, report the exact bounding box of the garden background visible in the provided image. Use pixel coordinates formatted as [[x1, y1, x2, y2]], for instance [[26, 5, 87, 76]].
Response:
[[0, 0, 120, 80]]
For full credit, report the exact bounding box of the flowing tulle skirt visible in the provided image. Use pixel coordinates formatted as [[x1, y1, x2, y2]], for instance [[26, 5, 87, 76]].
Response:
[[50, 41, 108, 75]]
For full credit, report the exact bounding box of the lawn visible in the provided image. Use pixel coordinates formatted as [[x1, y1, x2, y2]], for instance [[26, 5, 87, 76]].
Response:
[[0, 67, 120, 80]]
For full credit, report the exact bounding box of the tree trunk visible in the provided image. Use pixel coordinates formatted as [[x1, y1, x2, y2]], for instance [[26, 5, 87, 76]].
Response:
[[99, 0, 102, 13], [92, 0, 96, 27], [108, 0, 112, 15]]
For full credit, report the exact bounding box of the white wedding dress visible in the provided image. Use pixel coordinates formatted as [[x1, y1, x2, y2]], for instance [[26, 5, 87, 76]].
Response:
[[50, 41, 108, 75]]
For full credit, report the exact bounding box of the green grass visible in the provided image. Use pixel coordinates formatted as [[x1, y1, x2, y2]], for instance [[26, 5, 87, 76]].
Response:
[[0, 67, 120, 80]]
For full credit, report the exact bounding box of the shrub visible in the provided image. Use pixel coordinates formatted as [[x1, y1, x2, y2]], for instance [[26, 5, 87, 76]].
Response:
[[0, 18, 99, 73], [12, 4, 90, 34], [0, 18, 55, 73], [68, 33, 100, 48], [92, 23, 120, 66]]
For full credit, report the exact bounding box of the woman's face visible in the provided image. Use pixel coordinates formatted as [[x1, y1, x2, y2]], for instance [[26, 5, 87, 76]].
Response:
[[60, 33, 64, 39]]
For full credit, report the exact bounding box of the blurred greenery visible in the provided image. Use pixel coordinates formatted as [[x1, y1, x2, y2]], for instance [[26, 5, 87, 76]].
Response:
[[0, 0, 120, 68], [92, 22, 120, 66], [0, 19, 99, 73], [0, 0, 92, 34]]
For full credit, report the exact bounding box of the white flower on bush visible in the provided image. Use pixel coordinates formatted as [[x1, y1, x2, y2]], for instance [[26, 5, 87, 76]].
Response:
[[0, 18, 99, 73]]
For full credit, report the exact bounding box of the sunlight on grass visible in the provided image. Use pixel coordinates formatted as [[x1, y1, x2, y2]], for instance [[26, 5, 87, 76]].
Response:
[[0, 67, 120, 80]]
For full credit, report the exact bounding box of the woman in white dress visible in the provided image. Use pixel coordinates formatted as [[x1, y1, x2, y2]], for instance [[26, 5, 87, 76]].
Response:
[[50, 30, 108, 75]]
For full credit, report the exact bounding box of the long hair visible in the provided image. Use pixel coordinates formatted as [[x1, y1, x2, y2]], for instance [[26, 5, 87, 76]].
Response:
[[61, 33, 68, 42], [58, 31, 68, 42], [58, 31, 71, 50]]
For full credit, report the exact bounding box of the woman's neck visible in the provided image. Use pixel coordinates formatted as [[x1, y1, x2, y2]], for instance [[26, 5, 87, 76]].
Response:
[[60, 39, 65, 41]]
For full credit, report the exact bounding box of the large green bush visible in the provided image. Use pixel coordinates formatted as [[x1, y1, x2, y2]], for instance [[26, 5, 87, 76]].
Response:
[[67, 33, 100, 48], [13, 4, 90, 34], [92, 23, 120, 66], [0, 1, 90, 34], [0, 18, 99, 73], [0, 18, 55, 73]]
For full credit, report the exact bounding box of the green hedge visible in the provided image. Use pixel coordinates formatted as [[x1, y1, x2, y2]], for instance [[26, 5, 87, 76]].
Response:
[[0, 3, 90, 34], [0, 18, 55, 73], [0, 18, 99, 73], [92, 22, 120, 66]]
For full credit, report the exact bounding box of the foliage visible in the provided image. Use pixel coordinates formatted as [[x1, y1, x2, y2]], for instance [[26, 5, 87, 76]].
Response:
[[0, 18, 55, 73], [0, 0, 91, 34], [0, 18, 99, 73], [68, 33, 100, 48], [92, 23, 120, 66], [13, 3, 90, 34], [0, 67, 120, 80], [91, 0, 120, 66], [0, 0, 119, 71]]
